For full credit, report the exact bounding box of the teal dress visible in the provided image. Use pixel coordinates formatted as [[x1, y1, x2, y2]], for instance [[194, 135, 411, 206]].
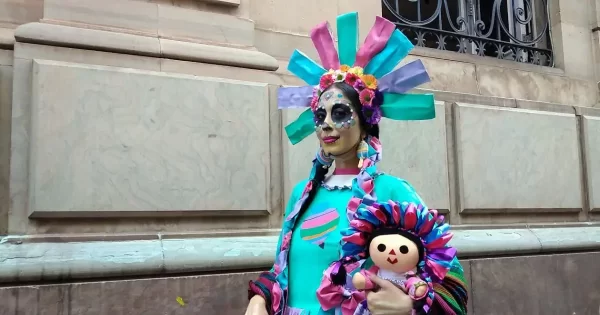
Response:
[[286, 174, 425, 313], [249, 137, 468, 315]]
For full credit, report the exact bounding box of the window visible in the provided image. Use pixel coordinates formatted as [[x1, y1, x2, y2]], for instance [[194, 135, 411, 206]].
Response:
[[382, 0, 553, 67]]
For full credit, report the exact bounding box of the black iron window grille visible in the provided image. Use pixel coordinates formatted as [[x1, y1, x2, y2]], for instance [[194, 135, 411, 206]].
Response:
[[382, 0, 553, 67]]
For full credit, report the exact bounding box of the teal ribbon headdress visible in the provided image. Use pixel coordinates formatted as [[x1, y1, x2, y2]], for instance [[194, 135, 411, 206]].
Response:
[[278, 12, 436, 145]]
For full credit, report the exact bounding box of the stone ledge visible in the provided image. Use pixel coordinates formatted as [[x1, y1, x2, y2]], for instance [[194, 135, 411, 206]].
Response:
[[1, 226, 599, 283], [14, 22, 278, 71], [0, 28, 15, 49], [199, 0, 241, 6]]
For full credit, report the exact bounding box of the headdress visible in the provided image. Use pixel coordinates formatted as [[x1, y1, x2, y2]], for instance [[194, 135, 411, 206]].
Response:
[[278, 12, 436, 145]]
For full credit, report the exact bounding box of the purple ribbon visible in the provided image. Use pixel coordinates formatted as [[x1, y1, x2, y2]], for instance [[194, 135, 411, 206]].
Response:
[[277, 86, 314, 109], [378, 59, 431, 94], [427, 246, 457, 262]]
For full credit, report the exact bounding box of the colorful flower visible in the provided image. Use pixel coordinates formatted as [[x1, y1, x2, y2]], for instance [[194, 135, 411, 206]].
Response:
[[359, 89, 375, 106], [333, 71, 346, 82], [348, 66, 364, 76], [345, 73, 359, 86], [319, 74, 334, 90], [362, 106, 382, 125], [361, 74, 378, 89], [353, 80, 366, 92], [372, 89, 384, 107], [340, 65, 350, 72], [310, 96, 319, 111]]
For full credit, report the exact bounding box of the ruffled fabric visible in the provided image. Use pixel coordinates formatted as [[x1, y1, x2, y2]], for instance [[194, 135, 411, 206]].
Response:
[[317, 261, 366, 315]]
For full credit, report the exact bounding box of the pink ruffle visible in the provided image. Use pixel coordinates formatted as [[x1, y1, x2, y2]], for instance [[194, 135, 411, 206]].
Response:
[[388, 200, 401, 224], [403, 203, 417, 229], [317, 280, 366, 315], [418, 209, 438, 236], [361, 179, 374, 194], [350, 219, 373, 233], [272, 282, 283, 313], [347, 197, 362, 212], [425, 232, 452, 249], [342, 232, 366, 246], [367, 205, 386, 223]]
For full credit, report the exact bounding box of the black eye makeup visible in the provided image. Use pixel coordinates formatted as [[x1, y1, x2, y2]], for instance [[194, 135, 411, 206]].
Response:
[[314, 102, 357, 129], [331, 103, 353, 124], [314, 108, 328, 126]]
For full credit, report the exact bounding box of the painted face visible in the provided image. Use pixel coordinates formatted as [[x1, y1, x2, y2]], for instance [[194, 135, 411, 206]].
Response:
[[314, 86, 363, 156], [369, 234, 420, 274]]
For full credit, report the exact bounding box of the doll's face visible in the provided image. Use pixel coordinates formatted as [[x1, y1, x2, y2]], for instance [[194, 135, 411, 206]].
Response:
[[369, 234, 420, 274]]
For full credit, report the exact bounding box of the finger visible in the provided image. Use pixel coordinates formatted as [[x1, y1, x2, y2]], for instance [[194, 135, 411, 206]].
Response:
[[368, 274, 396, 290], [365, 290, 378, 308]]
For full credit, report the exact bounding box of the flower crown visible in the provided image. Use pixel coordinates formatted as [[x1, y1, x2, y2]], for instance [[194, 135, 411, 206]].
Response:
[[278, 12, 437, 145], [313, 66, 383, 125]]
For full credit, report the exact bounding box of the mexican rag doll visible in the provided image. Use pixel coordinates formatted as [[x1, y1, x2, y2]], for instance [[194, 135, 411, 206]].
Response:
[[246, 12, 468, 315], [322, 202, 459, 315]]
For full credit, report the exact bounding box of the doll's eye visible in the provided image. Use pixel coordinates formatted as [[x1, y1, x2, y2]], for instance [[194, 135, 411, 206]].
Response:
[[400, 245, 409, 254], [377, 244, 386, 252]]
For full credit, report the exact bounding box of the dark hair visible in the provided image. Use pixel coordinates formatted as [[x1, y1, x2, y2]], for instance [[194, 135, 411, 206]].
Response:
[[333, 82, 380, 138], [330, 226, 425, 286], [295, 82, 381, 225], [366, 227, 425, 263]]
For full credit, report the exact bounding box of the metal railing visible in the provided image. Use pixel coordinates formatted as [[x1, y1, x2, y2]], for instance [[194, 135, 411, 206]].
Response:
[[382, 0, 553, 66]]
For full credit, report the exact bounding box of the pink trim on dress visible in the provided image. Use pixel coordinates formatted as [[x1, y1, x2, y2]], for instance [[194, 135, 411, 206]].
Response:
[[333, 168, 361, 175]]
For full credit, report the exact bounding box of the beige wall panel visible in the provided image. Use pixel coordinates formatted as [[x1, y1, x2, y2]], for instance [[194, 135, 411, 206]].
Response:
[[23, 60, 272, 218], [455, 103, 583, 213]]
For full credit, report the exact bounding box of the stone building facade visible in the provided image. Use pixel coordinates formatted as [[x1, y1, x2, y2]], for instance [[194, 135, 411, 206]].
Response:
[[0, 0, 599, 314]]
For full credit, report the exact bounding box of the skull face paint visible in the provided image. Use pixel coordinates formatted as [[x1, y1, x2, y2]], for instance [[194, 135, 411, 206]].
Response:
[[314, 85, 363, 156]]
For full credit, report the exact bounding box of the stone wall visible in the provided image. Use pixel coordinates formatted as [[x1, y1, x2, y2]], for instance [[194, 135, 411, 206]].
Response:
[[2, 252, 600, 315], [0, 0, 600, 314]]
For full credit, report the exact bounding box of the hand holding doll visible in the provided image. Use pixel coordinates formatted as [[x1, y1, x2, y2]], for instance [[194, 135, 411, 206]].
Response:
[[352, 229, 429, 300], [364, 274, 413, 315], [318, 201, 458, 315]]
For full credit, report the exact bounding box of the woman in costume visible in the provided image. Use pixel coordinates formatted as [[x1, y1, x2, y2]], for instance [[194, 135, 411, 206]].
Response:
[[246, 12, 468, 315]]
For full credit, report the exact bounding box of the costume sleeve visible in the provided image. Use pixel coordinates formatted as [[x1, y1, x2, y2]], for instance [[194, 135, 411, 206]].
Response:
[[384, 176, 427, 206], [385, 177, 468, 314], [429, 258, 469, 315], [247, 181, 306, 312]]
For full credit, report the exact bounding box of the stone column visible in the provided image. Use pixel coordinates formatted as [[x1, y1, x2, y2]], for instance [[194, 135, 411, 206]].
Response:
[[590, 0, 600, 87], [550, 0, 596, 81], [0, 0, 44, 235]]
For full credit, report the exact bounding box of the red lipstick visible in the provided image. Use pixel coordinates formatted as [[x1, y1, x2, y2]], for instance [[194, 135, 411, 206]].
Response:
[[323, 136, 339, 144]]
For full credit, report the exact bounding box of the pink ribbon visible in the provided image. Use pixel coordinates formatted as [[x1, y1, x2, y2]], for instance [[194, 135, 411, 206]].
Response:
[[272, 282, 283, 313], [426, 260, 451, 282], [317, 280, 366, 315], [317, 263, 367, 315], [354, 16, 396, 68], [310, 22, 340, 70]]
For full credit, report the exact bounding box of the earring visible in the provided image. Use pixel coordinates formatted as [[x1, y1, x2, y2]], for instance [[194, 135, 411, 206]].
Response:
[[317, 147, 334, 169], [357, 140, 369, 168]]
